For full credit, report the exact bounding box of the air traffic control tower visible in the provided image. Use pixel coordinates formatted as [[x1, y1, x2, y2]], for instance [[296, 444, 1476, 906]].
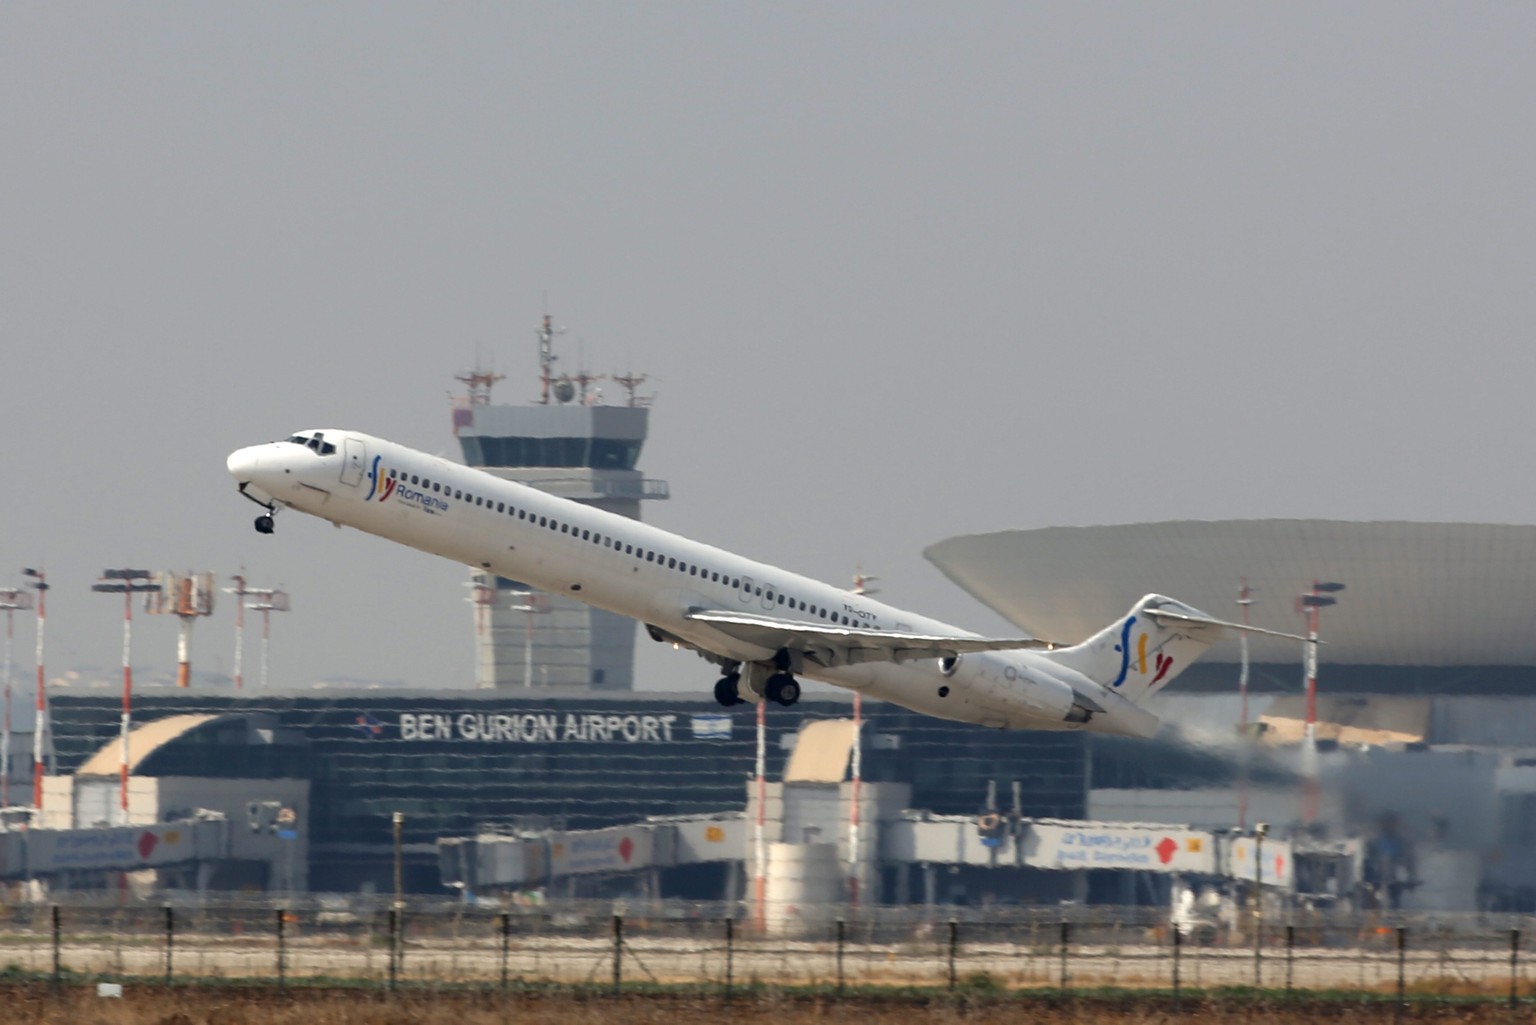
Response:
[[450, 316, 668, 691]]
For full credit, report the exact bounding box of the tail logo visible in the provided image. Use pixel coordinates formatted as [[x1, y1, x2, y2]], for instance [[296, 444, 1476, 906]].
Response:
[[1109, 615, 1176, 688]]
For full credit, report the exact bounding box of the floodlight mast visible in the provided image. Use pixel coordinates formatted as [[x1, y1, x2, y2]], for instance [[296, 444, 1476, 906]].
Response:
[[92, 569, 161, 821], [146, 572, 216, 688], [23, 569, 48, 809]]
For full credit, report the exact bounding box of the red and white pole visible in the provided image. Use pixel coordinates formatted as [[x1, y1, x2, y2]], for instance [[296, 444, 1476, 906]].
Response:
[[753, 696, 766, 932], [2, 605, 13, 808], [1236, 579, 1253, 830], [119, 586, 134, 820], [1238, 580, 1252, 730], [231, 574, 246, 691], [1298, 579, 1344, 826], [31, 572, 46, 811], [260, 606, 271, 690], [848, 691, 862, 908], [1304, 583, 1321, 744], [176, 615, 193, 690]]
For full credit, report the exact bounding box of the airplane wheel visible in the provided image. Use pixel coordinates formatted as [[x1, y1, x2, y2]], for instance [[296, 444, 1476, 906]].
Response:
[[255, 515, 275, 534], [774, 676, 801, 707], [765, 673, 799, 706], [713, 675, 742, 707]]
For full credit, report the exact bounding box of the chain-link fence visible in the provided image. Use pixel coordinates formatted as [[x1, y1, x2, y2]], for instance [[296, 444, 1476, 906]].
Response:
[[0, 898, 1529, 1005]]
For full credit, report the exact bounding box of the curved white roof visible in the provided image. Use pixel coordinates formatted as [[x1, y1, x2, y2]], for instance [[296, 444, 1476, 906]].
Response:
[[923, 520, 1536, 666]]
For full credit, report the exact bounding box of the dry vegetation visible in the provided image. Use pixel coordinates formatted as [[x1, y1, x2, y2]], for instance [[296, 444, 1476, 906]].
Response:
[[0, 986, 1525, 1025]]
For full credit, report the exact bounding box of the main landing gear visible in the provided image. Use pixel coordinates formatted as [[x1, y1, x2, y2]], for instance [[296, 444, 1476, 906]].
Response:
[[255, 514, 275, 535], [765, 673, 801, 706], [712, 668, 802, 708], [713, 674, 744, 706]]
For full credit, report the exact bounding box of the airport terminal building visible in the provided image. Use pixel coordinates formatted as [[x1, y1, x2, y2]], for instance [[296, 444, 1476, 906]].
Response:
[[44, 690, 1117, 895]]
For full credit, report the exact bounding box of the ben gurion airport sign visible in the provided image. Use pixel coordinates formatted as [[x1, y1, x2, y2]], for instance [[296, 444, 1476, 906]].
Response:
[[372, 710, 734, 745]]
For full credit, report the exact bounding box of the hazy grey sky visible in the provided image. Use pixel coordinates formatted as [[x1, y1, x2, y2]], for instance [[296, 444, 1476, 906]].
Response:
[[3, 3, 1535, 697]]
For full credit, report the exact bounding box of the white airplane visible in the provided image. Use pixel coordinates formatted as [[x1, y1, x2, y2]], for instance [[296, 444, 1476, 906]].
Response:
[[227, 429, 1300, 738]]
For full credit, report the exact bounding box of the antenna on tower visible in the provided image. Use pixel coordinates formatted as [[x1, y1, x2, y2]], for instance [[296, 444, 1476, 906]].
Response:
[[612, 371, 651, 408], [450, 365, 507, 436], [538, 308, 568, 405], [455, 367, 505, 407]]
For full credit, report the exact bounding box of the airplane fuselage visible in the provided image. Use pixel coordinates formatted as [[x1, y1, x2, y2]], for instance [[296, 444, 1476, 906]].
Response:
[[228, 430, 1163, 736]]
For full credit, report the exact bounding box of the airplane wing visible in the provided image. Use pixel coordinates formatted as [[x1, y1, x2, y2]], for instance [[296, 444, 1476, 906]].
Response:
[[684, 608, 1063, 668]]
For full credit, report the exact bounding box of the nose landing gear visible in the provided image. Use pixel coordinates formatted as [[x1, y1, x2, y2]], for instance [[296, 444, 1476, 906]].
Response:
[[238, 482, 278, 535]]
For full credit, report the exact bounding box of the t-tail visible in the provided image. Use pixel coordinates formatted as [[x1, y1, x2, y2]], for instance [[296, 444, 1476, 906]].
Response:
[[1043, 594, 1268, 705]]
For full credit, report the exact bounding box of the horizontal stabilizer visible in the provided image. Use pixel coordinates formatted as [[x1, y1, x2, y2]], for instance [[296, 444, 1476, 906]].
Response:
[[1142, 607, 1311, 643], [685, 608, 1061, 666]]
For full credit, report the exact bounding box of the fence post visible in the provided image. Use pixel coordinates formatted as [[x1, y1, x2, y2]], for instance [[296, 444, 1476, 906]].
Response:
[[947, 919, 958, 991], [500, 912, 511, 994], [1285, 923, 1295, 997], [1059, 919, 1070, 994], [50, 904, 60, 991], [1171, 923, 1181, 1003], [724, 916, 734, 998], [1253, 908, 1263, 989], [1511, 927, 1520, 1010], [276, 908, 286, 992], [612, 914, 623, 993], [836, 918, 846, 995], [1396, 925, 1407, 1019], [387, 908, 399, 993], [164, 905, 174, 987]]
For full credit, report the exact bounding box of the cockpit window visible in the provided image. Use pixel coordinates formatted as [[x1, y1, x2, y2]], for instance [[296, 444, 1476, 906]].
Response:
[[285, 432, 336, 456]]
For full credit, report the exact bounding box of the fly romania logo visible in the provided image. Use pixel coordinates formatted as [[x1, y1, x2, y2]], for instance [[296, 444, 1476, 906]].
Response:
[[1109, 615, 1175, 689], [368, 455, 448, 514], [364, 456, 396, 502]]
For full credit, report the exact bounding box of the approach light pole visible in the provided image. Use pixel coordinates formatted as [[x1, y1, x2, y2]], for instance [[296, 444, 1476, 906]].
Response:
[[23, 569, 49, 809], [92, 569, 161, 822], [1236, 579, 1255, 830], [242, 587, 290, 689], [1297, 581, 1344, 825], [225, 573, 248, 691], [1237, 580, 1255, 730], [846, 568, 880, 908], [1253, 821, 1268, 986], [507, 590, 549, 689], [1298, 582, 1345, 744]]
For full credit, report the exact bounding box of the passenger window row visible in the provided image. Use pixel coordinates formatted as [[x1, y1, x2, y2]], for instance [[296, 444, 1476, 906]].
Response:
[[383, 467, 868, 629]]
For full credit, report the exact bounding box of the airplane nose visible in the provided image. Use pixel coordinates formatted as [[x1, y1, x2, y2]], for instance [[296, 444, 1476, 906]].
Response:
[[226, 446, 265, 480]]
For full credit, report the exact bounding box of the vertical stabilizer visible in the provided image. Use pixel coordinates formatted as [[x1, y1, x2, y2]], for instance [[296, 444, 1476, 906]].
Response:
[[1043, 595, 1226, 705]]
